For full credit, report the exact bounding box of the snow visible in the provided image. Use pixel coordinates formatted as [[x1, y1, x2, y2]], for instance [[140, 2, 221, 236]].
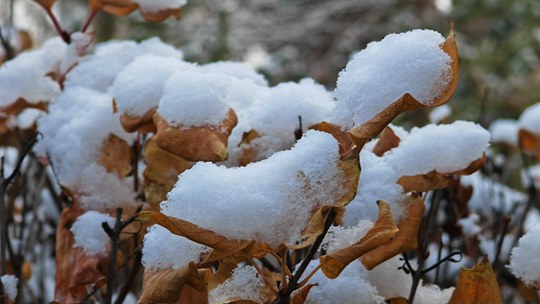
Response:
[[71, 211, 115, 255], [368, 256, 454, 304], [457, 213, 481, 237], [208, 266, 266, 304], [1, 275, 18, 301], [518, 102, 540, 135], [65, 37, 183, 92], [157, 71, 231, 127], [111, 55, 195, 117], [330, 29, 452, 129], [302, 261, 384, 304], [142, 225, 211, 270], [489, 119, 518, 145], [133, 0, 187, 12], [201, 61, 268, 86], [0, 37, 67, 107], [428, 104, 452, 124], [509, 224, 540, 287], [160, 130, 346, 247], [323, 221, 374, 253], [35, 87, 137, 210]]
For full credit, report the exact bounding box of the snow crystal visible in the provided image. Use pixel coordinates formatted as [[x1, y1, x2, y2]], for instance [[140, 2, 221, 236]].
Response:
[[158, 71, 231, 127], [330, 29, 452, 129], [142, 225, 210, 270], [457, 213, 481, 237], [323, 221, 374, 253], [300, 261, 384, 304], [489, 119, 518, 145], [368, 256, 454, 304], [1, 275, 18, 301], [161, 130, 345, 247], [518, 102, 540, 135], [201, 61, 268, 86], [226, 78, 335, 165], [35, 87, 136, 210], [208, 265, 266, 304], [509, 224, 540, 286], [428, 104, 452, 124], [385, 121, 490, 176], [112, 55, 195, 117], [65, 37, 182, 92], [133, 0, 187, 12], [15, 108, 44, 129], [71, 211, 115, 255], [0, 37, 66, 107]]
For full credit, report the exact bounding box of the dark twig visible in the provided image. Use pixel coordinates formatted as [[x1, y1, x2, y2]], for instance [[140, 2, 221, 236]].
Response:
[[274, 208, 337, 304], [493, 216, 511, 269], [43, 8, 71, 44], [82, 8, 99, 34], [421, 251, 462, 274]]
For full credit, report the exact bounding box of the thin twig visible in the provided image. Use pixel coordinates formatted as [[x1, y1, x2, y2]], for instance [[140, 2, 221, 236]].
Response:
[[82, 9, 99, 33]]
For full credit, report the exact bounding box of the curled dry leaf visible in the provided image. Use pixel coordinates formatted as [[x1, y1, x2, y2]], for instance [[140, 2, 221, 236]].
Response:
[[137, 211, 268, 259], [238, 129, 261, 166], [518, 129, 540, 160], [139, 262, 208, 304], [397, 155, 486, 193], [448, 257, 502, 304], [143, 137, 193, 210], [348, 27, 458, 150], [140, 7, 182, 23], [99, 133, 133, 178], [310, 121, 358, 160], [372, 126, 401, 156], [320, 201, 398, 279], [153, 108, 238, 162], [0, 98, 47, 117], [119, 107, 157, 133], [291, 284, 319, 304], [360, 193, 425, 270]]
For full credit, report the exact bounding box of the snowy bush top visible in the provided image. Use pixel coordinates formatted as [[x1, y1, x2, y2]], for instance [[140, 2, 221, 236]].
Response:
[[518, 102, 540, 134], [208, 266, 267, 304], [509, 224, 540, 287], [0, 37, 66, 107], [1, 275, 18, 301], [133, 0, 187, 12], [489, 119, 518, 145], [428, 104, 452, 124], [65, 37, 183, 92], [71, 211, 115, 255], [160, 130, 346, 247], [330, 29, 452, 129], [35, 87, 137, 210], [345, 121, 490, 224]]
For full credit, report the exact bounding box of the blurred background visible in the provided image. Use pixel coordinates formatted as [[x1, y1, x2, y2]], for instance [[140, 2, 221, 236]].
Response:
[[1, 0, 540, 124]]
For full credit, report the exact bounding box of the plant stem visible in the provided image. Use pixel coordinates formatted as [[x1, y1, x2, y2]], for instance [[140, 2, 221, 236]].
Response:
[[82, 9, 99, 34]]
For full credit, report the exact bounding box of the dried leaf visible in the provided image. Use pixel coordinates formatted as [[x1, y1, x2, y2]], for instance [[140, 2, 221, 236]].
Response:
[[291, 284, 318, 304], [153, 108, 238, 162], [387, 297, 409, 304], [320, 201, 398, 279], [119, 108, 157, 133], [0, 98, 47, 117], [139, 262, 207, 304], [137, 211, 267, 258], [372, 126, 401, 156], [33, 0, 55, 10], [238, 129, 261, 166], [397, 155, 485, 193], [448, 257, 502, 304], [310, 121, 358, 160], [519, 129, 540, 160], [99, 133, 132, 178], [348, 27, 458, 150], [360, 194, 425, 270], [140, 7, 181, 22]]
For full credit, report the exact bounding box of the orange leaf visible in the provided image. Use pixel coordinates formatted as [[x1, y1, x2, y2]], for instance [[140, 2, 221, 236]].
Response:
[[99, 133, 133, 178], [0, 98, 47, 117], [348, 27, 458, 150], [33, 0, 55, 10], [360, 194, 425, 270], [372, 126, 401, 156], [310, 121, 358, 160], [140, 7, 181, 22], [153, 108, 238, 162], [448, 257, 502, 304], [119, 108, 157, 133], [320, 201, 398, 279], [237, 129, 261, 166], [291, 284, 319, 304], [519, 129, 540, 160]]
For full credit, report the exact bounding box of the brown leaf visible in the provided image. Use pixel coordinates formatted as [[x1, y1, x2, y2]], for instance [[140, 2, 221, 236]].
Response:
[[310, 121, 358, 160], [238, 129, 261, 166], [137, 211, 267, 258], [519, 129, 540, 160], [387, 297, 409, 304], [372, 126, 401, 156], [320, 201, 398, 279], [153, 108, 238, 162], [140, 7, 181, 22], [33, 0, 55, 10], [143, 137, 193, 209], [139, 262, 207, 304], [360, 194, 425, 270], [448, 257, 502, 304], [119, 108, 157, 133], [291, 284, 318, 304], [99, 133, 132, 178], [397, 154, 485, 193], [0, 98, 47, 117], [348, 27, 458, 150]]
